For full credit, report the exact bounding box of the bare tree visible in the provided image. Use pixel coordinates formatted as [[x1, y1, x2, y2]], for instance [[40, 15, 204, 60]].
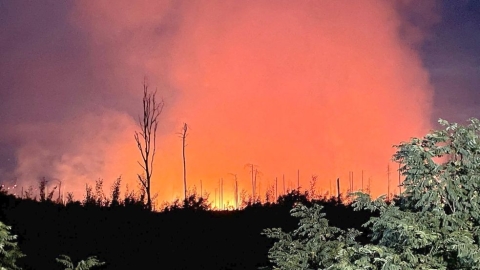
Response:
[[178, 123, 188, 202], [134, 81, 164, 211], [244, 163, 260, 200], [228, 173, 238, 209]]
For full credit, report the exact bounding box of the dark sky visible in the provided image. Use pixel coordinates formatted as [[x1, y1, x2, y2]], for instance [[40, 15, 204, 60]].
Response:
[[422, 0, 480, 122], [1, 0, 479, 201]]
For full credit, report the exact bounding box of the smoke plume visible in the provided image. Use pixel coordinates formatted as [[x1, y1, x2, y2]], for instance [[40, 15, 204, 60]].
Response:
[[0, 1, 438, 205]]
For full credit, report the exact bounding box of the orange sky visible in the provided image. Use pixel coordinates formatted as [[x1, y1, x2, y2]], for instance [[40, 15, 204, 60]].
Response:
[[9, 1, 436, 208]]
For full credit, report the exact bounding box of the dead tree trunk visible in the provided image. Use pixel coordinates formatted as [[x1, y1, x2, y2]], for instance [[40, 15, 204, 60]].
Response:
[[245, 163, 259, 200], [181, 123, 188, 201], [134, 80, 164, 211], [337, 178, 340, 201]]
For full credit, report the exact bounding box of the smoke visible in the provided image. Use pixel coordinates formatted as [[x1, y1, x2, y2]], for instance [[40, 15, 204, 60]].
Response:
[[0, 1, 438, 204], [10, 109, 139, 197]]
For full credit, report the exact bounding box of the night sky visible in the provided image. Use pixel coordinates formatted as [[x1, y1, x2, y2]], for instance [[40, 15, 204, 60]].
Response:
[[1, 1, 479, 205]]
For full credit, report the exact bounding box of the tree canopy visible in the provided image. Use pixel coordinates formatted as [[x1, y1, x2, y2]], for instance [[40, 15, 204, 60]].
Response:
[[0, 221, 24, 270], [263, 118, 480, 269]]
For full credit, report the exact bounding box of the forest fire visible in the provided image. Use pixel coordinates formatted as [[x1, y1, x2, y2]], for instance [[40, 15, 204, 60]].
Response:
[[5, 1, 480, 269], [3, 1, 436, 206]]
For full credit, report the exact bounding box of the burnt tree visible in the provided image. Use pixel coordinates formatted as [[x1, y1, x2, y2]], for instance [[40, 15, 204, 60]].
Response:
[[134, 81, 164, 211]]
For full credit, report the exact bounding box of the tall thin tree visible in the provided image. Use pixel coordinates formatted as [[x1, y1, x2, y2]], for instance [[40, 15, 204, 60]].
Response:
[[229, 173, 238, 209], [297, 169, 300, 191], [134, 80, 164, 211], [275, 177, 278, 200], [180, 123, 188, 201], [245, 163, 259, 199]]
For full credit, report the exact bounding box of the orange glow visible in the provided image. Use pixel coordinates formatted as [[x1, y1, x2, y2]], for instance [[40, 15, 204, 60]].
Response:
[[11, 1, 435, 205]]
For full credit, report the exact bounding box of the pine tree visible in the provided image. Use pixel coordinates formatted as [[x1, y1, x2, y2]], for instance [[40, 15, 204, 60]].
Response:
[[263, 118, 480, 269]]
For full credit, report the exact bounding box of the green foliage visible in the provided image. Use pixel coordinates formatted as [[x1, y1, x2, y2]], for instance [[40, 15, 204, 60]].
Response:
[[262, 203, 361, 269], [0, 221, 25, 270], [276, 190, 310, 208], [0, 220, 105, 270], [263, 118, 480, 269], [56, 255, 105, 270]]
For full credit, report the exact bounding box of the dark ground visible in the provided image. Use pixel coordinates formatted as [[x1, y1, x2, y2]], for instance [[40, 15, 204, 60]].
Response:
[[0, 191, 372, 270]]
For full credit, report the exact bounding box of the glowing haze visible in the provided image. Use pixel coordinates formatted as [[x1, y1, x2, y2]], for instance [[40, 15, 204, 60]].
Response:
[[1, 1, 437, 206]]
